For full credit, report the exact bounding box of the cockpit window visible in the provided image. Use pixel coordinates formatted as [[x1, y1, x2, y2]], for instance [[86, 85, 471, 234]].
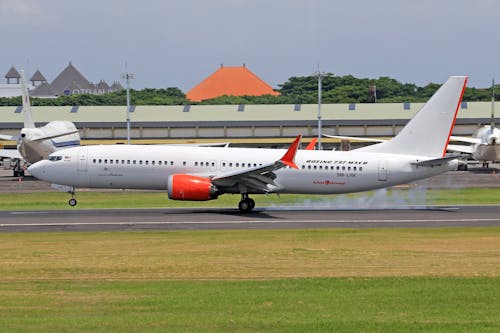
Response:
[[48, 155, 62, 162]]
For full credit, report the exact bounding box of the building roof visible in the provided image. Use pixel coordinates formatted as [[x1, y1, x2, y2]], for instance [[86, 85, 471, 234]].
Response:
[[31, 82, 58, 98], [30, 69, 47, 82], [186, 65, 280, 102], [96, 80, 110, 91], [51, 62, 92, 95], [110, 81, 124, 91], [5, 66, 21, 79]]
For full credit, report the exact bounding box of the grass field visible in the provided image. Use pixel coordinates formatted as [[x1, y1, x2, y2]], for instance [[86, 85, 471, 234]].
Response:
[[1, 187, 500, 210], [1, 228, 499, 332]]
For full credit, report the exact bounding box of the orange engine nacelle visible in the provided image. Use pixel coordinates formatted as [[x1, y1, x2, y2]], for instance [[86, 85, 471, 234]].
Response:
[[167, 174, 219, 201]]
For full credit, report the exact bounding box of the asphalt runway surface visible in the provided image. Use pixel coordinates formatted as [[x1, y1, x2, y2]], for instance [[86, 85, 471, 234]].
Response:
[[1, 205, 499, 232]]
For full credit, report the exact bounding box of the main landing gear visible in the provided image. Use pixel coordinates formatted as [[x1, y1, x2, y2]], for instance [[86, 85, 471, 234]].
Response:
[[68, 187, 77, 207], [238, 193, 255, 213]]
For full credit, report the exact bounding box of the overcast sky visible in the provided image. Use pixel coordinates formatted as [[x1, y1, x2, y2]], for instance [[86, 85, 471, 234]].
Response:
[[1, 0, 499, 91]]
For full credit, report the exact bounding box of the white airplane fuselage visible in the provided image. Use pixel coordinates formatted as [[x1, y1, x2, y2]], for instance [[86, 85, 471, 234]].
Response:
[[30, 144, 456, 194]]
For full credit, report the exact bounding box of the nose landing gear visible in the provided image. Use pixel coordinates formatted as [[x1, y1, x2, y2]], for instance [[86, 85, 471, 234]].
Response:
[[68, 187, 77, 207], [238, 193, 255, 213]]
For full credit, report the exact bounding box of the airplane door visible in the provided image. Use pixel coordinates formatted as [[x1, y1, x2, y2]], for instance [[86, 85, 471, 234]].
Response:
[[77, 149, 87, 172], [378, 160, 388, 181]]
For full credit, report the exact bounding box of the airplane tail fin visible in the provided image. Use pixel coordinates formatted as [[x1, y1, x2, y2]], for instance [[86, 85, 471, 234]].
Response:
[[357, 76, 468, 157], [20, 70, 35, 129]]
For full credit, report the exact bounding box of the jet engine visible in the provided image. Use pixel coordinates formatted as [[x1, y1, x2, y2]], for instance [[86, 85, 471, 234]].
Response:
[[167, 174, 219, 201]]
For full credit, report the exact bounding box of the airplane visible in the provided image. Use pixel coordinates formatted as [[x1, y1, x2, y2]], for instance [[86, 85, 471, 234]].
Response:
[[28, 76, 467, 212], [448, 80, 499, 168], [0, 70, 81, 176]]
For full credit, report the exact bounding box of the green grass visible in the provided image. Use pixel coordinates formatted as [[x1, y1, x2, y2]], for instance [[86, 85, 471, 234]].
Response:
[[1, 187, 500, 210], [0, 228, 499, 332], [0, 278, 498, 332]]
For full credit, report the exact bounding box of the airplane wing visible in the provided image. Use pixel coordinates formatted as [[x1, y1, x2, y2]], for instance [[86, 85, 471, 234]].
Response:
[[449, 136, 482, 145], [211, 135, 301, 193], [0, 134, 19, 141], [0, 149, 23, 159], [323, 134, 387, 143], [447, 144, 473, 154]]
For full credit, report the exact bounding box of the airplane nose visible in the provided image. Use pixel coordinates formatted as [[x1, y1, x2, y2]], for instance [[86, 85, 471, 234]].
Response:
[[28, 161, 46, 179]]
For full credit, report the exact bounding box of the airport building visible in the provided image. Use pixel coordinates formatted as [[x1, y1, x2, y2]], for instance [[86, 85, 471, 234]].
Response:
[[186, 64, 280, 101], [0, 63, 123, 98]]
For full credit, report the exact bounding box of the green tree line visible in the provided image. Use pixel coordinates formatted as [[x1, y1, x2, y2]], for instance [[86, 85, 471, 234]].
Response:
[[0, 75, 497, 106]]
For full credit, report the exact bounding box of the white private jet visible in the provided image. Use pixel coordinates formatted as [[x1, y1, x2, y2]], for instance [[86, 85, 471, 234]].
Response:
[[29, 76, 467, 212], [448, 80, 499, 168], [0, 70, 80, 176]]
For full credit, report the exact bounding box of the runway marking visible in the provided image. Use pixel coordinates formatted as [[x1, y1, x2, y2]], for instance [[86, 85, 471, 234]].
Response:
[[1, 218, 499, 227]]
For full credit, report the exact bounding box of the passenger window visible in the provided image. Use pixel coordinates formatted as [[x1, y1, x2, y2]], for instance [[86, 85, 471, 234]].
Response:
[[104, 159, 108, 164], [359, 167, 363, 171], [93, 159, 96, 163]]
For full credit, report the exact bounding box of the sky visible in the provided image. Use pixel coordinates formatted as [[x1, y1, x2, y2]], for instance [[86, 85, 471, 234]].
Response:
[[1, 0, 499, 91]]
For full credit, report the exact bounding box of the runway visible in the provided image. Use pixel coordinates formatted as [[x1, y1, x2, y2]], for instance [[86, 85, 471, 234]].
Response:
[[1, 205, 499, 232]]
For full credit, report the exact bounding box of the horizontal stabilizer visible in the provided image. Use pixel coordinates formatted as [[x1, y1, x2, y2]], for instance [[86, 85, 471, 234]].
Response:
[[413, 155, 459, 167], [323, 134, 387, 143], [447, 144, 473, 154], [449, 135, 482, 145], [0, 134, 19, 141]]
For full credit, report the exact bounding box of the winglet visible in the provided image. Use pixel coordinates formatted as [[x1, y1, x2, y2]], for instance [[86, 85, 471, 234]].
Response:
[[280, 135, 301, 169], [305, 137, 317, 150]]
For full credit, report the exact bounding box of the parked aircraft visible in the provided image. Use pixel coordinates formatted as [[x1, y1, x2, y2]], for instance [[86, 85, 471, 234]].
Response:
[[29, 76, 467, 212], [448, 80, 499, 168], [0, 70, 80, 176]]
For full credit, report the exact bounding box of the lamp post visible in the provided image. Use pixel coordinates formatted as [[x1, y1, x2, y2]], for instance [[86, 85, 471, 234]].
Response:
[[315, 67, 326, 150], [122, 72, 134, 144]]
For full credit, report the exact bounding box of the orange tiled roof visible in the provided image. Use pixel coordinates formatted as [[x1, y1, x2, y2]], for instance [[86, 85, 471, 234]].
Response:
[[186, 65, 280, 102]]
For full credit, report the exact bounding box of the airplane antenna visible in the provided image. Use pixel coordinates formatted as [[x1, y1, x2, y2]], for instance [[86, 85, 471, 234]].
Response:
[[491, 79, 496, 130], [315, 65, 325, 150], [122, 65, 134, 145]]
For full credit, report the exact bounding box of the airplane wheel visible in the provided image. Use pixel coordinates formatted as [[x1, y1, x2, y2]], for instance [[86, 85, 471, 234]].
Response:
[[68, 198, 77, 207], [238, 198, 254, 213]]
